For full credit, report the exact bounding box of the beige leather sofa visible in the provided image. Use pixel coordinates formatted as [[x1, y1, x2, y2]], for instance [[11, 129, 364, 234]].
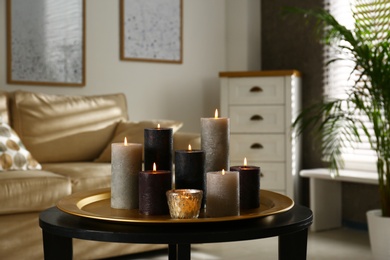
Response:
[[0, 90, 200, 260]]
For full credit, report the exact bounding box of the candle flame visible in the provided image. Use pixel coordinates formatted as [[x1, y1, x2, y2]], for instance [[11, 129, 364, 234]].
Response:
[[214, 109, 219, 118], [244, 157, 247, 166], [221, 169, 225, 175], [124, 137, 128, 146], [157, 124, 160, 129], [188, 144, 192, 151], [153, 163, 157, 171]]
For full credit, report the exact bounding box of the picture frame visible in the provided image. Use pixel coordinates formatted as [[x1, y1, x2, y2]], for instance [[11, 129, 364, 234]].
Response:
[[7, 0, 86, 87], [120, 0, 183, 64]]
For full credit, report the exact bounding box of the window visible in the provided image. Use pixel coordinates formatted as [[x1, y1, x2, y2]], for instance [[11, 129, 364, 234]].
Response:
[[323, 0, 390, 172]]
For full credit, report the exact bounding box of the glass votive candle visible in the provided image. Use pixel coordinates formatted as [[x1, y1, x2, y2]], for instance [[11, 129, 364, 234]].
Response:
[[166, 189, 203, 219]]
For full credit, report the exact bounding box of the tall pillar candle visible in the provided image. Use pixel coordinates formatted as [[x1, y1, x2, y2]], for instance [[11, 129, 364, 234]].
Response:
[[144, 125, 173, 172], [206, 170, 239, 217], [230, 158, 260, 210], [201, 109, 229, 206], [175, 144, 205, 191], [111, 139, 142, 209], [139, 163, 171, 215], [201, 109, 230, 173]]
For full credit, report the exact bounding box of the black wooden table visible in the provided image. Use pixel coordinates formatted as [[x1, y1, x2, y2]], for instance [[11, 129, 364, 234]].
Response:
[[39, 204, 312, 260]]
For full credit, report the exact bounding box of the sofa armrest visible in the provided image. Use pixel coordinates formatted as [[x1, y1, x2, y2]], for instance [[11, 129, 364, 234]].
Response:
[[173, 132, 201, 151]]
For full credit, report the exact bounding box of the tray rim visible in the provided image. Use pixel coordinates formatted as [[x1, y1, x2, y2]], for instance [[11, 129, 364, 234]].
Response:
[[56, 188, 294, 224]]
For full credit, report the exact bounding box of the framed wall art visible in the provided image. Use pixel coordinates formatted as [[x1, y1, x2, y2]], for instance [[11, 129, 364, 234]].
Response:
[[7, 0, 86, 86], [120, 0, 183, 64]]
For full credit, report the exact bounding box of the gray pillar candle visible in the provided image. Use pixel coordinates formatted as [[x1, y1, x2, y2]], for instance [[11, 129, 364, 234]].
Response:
[[201, 110, 230, 173], [144, 126, 173, 172], [206, 170, 239, 217], [230, 158, 260, 210], [111, 140, 142, 209], [201, 109, 230, 206]]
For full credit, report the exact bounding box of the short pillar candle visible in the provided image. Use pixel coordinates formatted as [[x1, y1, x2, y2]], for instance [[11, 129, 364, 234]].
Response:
[[230, 158, 260, 210], [206, 170, 239, 217], [175, 144, 205, 191], [111, 139, 142, 209], [139, 163, 171, 215], [144, 125, 173, 172]]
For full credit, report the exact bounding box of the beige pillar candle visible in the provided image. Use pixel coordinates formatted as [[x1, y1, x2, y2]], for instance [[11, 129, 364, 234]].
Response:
[[111, 138, 142, 209], [206, 170, 239, 217]]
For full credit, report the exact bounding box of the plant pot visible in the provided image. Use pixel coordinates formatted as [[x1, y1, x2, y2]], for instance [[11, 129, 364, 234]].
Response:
[[367, 209, 390, 260]]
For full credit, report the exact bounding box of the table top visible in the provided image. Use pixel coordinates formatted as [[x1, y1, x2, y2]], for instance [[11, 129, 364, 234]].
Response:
[[39, 204, 312, 245]]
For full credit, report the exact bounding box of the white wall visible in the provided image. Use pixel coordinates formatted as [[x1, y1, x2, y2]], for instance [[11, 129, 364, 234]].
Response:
[[0, 0, 260, 132], [226, 0, 261, 71]]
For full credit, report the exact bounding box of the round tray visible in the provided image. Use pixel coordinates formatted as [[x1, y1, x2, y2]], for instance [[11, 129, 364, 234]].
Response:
[[56, 188, 294, 224]]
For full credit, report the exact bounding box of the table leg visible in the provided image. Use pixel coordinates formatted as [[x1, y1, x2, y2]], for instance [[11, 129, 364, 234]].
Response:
[[278, 228, 308, 260], [42, 230, 73, 260], [168, 244, 191, 260]]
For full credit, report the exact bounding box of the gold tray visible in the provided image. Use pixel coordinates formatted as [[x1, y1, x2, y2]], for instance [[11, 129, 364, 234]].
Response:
[[56, 188, 294, 224]]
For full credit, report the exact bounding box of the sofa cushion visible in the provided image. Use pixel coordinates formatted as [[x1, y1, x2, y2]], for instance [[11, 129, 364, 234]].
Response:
[[0, 170, 71, 214], [42, 162, 112, 192], [0, 122, 41, 171], [11, 91, 128, 163], [95, 120, 183, 162], [173, 132, 201, 151]]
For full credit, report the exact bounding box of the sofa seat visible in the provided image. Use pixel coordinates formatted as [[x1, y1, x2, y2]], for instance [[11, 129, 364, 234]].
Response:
[[0, 170, 71, 214], [42, 162, 112, 193], [0, 90, 200, 259]]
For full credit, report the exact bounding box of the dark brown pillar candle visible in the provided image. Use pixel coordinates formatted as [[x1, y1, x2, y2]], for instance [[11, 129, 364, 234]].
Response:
[[139, 164, 171, 215], [144, 126, 173, 172], [175, 145, 205, 191], [230, 160, 260, 210]]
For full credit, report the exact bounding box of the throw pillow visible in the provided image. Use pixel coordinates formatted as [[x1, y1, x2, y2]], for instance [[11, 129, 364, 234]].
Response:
[[95, 120, 183, 162], [0, 122, 42, 171], [0, 92, 9, 125]]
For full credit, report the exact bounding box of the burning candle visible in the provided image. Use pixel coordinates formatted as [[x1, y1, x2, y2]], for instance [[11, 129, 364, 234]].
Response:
[[139, 163, 171, 215], [111, 138, 142, 209], [175, 144, 205, 191], [144, 124, 173, 172], [166, 189, 203, 219], [206, 169, 239, 217], [201, 109, 230, 206], [230, 157, 260, 210], [201, 109, 230, 173]]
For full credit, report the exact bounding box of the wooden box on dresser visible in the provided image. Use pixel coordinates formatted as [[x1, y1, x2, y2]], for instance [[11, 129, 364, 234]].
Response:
[[220, 70, 301, 201]]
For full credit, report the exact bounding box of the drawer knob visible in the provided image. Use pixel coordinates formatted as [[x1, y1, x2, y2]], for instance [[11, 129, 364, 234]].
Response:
[[250, 114, 263, 121], [260, 173, 264, 178], [250, 143, 263, 149], [250, 86, 263, 92]]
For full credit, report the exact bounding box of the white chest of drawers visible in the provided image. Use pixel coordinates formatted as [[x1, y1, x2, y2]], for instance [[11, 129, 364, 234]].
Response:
[[220, 70, 301, 199]]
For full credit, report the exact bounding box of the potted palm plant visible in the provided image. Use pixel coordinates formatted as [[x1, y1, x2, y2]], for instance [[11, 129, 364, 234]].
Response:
[[285, 1, 390, 259]]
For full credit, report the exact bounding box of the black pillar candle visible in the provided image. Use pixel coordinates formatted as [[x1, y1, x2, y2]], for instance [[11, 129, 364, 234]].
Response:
[[144, 126, 173, 172], [139, 165, 171, 215], [175, 145, 205, 191], [230, 162, 260, 210]]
